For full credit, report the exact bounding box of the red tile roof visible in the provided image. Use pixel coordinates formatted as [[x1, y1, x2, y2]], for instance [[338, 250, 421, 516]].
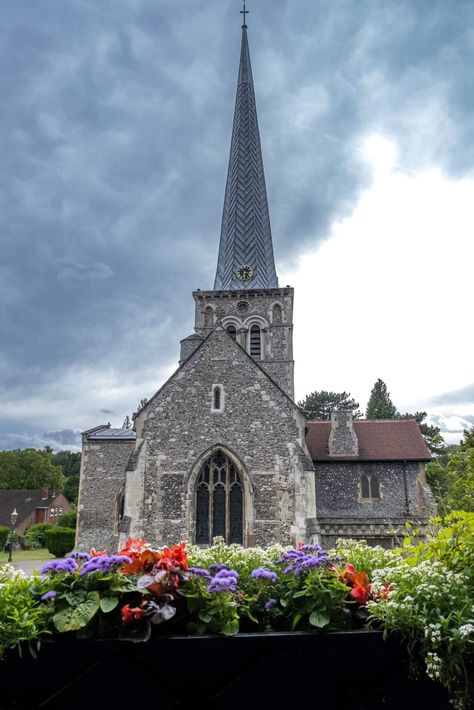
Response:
[[306, 419, 431, 461]]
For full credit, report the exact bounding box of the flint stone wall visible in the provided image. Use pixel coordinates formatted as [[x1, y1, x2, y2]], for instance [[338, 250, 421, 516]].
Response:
[[76, 439, 134, 551], [128, 328, 314, 548]]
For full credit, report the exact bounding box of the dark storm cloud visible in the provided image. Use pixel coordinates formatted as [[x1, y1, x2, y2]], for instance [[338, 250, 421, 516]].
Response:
[[428, 384, 474, 406], [1, 0, 473, 448], [43, 429, 82, 447]]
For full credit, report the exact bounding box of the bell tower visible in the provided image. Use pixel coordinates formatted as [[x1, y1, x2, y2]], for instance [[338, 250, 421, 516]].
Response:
[[190, 10, 295, 398]]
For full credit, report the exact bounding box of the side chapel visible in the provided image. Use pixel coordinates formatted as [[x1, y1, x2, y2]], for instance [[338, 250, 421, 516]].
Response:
[[76, 14, 433, 552]]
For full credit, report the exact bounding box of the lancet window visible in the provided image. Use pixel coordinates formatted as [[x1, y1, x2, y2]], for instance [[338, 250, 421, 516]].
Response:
[[360, 474, 381, 500], [195, 450, 243, 545], [226, 325, 237, 340]]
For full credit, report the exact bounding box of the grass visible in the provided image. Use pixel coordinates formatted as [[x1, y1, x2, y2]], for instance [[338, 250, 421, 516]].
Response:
[[0, 548, 54, 563]]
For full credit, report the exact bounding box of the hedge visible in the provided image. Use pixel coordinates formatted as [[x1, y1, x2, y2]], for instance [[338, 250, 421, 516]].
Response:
[[44, 527, 76, 557], [0, 525, 10, 551], [25, 523, 53, 548]]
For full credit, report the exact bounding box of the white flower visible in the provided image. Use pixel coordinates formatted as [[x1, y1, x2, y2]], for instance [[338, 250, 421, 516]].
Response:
[[459, 624, 474, 639]]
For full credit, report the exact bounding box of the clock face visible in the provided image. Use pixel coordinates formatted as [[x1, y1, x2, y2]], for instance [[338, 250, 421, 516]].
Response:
[[236, 265, 253, 281]]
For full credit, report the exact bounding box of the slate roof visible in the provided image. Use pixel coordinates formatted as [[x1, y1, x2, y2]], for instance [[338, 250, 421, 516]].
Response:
[[214, 25, 278, 290], [0, 489, 63, 528], [306, 419, 431, 462], [84, 426, 136, 441]]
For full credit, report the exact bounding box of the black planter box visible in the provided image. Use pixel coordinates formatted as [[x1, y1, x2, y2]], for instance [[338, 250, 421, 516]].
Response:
[[0, 630, 451, 710]]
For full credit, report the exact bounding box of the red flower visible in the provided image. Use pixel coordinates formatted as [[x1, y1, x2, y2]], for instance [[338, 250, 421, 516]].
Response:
[[349, 572, 371, 604], [89, 548, 107, 557], [121, 604, 146, 625]]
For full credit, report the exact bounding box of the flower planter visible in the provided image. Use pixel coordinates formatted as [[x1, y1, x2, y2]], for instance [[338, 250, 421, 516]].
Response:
[[0, 630, 452, 709]]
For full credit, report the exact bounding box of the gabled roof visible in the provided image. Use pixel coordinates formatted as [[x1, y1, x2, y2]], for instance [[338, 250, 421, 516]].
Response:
[[0, 489, 66, 528], [306, 419, 431, 462], [141, 325, 301, 416]]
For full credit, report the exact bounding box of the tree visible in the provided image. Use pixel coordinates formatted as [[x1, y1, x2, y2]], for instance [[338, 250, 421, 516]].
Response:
[[52, 450, 81, 478], [122, 415, 132, 430], [426, 441, 474, 514], [365, 379, 398, 419], [0, 449, 65, 490], [398, 411, 446, 456], [460, 425, 474, 451], [298, 390, 361, 420]]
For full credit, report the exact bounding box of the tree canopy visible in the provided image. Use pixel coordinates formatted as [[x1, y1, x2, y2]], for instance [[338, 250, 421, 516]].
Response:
[[298, 390, 361, 420], [365, 379, 398, 419], [0, 449, 65, 490], [426, 426, 474, 513]]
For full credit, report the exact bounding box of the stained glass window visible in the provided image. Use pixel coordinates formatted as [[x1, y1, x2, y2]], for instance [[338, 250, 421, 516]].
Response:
[[195, 450, 243, 545]]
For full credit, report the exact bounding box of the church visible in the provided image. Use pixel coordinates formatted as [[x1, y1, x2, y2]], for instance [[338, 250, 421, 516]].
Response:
[[76, 15, 433, 552]]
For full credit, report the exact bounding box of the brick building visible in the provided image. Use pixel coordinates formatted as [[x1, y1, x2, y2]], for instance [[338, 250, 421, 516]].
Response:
[[77, 19, 433, 552]]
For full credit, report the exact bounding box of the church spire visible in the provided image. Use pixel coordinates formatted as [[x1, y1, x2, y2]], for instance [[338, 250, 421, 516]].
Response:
[[214, 13, 278, 291]]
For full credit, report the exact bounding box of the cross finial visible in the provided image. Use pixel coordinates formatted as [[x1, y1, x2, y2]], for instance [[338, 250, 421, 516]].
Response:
[[240, 1, 249, 28]]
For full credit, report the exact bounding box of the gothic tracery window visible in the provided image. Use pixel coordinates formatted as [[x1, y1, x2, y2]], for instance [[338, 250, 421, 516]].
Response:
[[195, 450, 243, 545]]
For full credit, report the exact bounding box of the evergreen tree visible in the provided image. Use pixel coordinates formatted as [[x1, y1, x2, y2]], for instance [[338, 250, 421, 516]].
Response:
[[122, 415, 132, 430], [365, 379, 398, 419], [398, 411, 446, 456], [298, 390, 361, 420]]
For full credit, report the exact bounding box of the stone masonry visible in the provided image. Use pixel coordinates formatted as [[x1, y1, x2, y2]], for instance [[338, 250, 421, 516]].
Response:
[[119, 326, 314, 549]]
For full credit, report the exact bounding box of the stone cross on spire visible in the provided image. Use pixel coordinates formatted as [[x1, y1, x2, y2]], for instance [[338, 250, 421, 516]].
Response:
[[213, 14, 278, 291]]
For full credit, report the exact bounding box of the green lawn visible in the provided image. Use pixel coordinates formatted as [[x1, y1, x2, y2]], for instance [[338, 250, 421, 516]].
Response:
[[0, 548, 54, 563]]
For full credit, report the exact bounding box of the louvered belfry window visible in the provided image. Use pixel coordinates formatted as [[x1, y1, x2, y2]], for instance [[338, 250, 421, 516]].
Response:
[[250, 325, 261, 358], [195, 450, 243, 545]]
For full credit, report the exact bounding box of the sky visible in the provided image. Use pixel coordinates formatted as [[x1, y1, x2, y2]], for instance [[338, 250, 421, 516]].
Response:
[[1, 0, 473, 452]]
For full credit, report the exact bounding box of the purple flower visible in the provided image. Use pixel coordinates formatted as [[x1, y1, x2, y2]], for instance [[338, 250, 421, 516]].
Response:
[[206, 568, 239, 593], [188, 567, 211, 577], [251, 568, 278, 582], [276, 546, 332, 575], [67, 551, 91, 561], [41, 590, 57, 601], [264, 598, 277, 612], [209, 563, 229, 572], [80, 555, 132, 576], [41, 558, 78, 575]]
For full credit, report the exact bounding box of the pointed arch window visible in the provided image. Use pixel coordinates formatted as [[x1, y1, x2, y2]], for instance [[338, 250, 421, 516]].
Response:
[[360, 474, 381, 500], [195, 450, 243, 545], [226, 325, 237, 340], [250, 325, 261, 358], [213, 386, 221, 410]]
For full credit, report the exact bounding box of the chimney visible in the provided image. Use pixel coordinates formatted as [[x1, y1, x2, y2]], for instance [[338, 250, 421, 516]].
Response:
[[41, 486, 49, 500], [328, 412, 359, 457]]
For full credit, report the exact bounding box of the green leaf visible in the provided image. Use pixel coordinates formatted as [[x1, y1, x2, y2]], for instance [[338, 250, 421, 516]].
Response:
[[291, 613, 302, 630], [99, 596, 119, 613], [222, 620, 239, 636], [198, 610, 213, 623], [292, 589, 308, 599], [309, 610, 330, 628], [65, 590, 86, 606], [53, 592, 100, 633]]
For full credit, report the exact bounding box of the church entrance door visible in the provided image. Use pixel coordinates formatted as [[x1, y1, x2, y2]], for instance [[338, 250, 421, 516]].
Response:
[[195, 450, 243, 545]]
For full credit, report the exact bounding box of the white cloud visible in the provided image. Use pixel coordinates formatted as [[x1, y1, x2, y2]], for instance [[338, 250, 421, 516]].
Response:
[[284, 134, 474, 421]]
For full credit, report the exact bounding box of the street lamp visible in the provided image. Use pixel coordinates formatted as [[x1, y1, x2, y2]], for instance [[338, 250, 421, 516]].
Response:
[[7, 508, 18, 563]]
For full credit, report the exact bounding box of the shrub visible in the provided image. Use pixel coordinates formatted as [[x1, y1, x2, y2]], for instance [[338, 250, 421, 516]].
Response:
[[25, 524, 53, 548], [44, 527, 76, 557], [0, 525, 10, 551], [58, 509, 77, 529]]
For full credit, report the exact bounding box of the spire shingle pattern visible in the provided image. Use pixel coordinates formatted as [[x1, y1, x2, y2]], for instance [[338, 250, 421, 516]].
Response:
[[214, 27, 278, 290]]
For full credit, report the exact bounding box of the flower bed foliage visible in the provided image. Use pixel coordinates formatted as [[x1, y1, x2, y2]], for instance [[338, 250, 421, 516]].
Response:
[[0, 513, 472, 707]]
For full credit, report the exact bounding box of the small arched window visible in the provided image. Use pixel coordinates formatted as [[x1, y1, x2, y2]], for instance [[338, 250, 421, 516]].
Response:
[[204, 306, 214, 327], [213, 386, 221, 410], [226, 325, 237, 341], [250, 325, 261, 358], [272, 304, 282, 324], [360, 474, 381, 500]]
